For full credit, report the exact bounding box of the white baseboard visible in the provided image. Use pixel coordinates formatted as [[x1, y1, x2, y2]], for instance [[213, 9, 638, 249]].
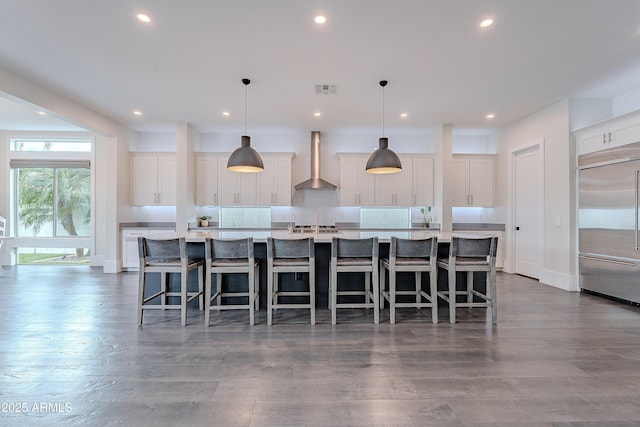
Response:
[[539, 269, 579, 291], [103, 259, 121, 274], [89, 254, 105, 267]]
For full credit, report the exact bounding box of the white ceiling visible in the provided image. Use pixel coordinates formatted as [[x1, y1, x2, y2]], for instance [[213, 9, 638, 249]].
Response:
[[1, 0, 640, 135]]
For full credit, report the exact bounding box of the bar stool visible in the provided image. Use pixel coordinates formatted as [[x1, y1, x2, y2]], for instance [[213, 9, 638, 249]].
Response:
[[330, 237, 379, 325], [204, 237, 259, 326], [437, 236, 498, 324], [266, 237, 315, 325], [137, 236, 204, 326], [380, 236, 439, 324]]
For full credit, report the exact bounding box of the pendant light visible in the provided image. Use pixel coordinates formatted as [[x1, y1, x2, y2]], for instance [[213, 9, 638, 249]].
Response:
[[227, 78, 264, 173], [366, 80, 402, 174]]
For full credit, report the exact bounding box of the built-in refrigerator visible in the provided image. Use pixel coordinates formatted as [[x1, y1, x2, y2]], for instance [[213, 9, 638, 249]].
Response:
[[578, 141, 640, 303]]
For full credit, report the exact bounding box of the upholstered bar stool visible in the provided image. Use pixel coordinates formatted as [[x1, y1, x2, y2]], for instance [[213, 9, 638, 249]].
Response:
[[137, 236, 204, 326], [266, 237, 315, 325], [330, 237, 379, 325], [204, 237, 259, 326], [437, 236, 498, 324], [380, 236, 439, 324]]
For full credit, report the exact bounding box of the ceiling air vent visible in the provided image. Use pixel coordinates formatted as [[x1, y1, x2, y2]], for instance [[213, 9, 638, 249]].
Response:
[[315, 84, 337, 95]]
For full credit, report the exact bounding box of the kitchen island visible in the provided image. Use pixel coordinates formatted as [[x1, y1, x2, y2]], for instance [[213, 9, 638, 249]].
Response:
[[137, 229, 497, 318]]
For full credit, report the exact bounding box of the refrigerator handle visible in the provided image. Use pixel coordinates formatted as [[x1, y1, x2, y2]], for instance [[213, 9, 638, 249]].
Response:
[[634, 170, 640, 251]]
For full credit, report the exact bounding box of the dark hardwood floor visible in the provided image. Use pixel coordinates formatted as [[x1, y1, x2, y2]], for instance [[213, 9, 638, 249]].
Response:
[[1, 266, 640, 426]]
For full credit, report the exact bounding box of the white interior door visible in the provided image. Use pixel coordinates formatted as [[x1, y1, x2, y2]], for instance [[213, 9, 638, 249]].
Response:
[[514, 145, 543, 279]]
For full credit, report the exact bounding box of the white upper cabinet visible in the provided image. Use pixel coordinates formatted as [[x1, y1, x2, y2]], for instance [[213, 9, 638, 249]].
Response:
[[256, 154, 294, 206], [196, 153, 293, 206], [576, 111, 640, 155], [338, 155, 376, 206], [374, 155, 413, 206], [217, 156, 258, 205], [452, 155, 495, 207], [130, 153, 176, 206], [195, 154, 219, 206], [338, 153, 435, 207]]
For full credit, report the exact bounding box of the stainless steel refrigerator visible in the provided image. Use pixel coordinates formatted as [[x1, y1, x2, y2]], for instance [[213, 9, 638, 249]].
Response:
[[578, 141, 640, 303]]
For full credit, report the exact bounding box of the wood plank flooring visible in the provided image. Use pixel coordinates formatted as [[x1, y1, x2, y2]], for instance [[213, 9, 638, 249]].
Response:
[[1, 266, 640, 426]]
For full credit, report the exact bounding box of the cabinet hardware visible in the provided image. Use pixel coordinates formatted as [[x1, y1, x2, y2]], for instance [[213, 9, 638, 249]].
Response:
[[603, 133, 607, 144], [608, 132, 613, 142]]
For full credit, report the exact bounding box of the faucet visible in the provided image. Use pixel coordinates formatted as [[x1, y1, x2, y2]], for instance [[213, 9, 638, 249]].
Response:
[[289, 213, 296, 234], [314, 210, 319, 235]]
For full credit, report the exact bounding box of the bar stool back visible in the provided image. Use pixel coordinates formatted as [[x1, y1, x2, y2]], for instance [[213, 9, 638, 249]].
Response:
[[266, 237, 315, 325], [330, 237, 379, 324], [380, 236, 438, 324], [437, 236, 498, 324], [0, 216, 6, 277], [137, 236, 204, 326], [204, 238, 259, 326]]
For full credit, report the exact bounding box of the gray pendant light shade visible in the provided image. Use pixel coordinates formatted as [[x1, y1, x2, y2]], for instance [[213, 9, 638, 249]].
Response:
[[366, 80, 402, 174], [366, 137, 402, 174], [227, 135, 264, 172], [227, 78, 264, 173]]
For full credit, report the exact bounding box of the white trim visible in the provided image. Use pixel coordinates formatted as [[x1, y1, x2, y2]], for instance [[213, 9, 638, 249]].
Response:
[[540, 269, 580, 292], [103, 259, 121, 274]]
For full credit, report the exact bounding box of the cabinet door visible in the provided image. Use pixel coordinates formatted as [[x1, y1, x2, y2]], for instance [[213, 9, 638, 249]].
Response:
[[578, 126, 609, 155], [217, 157, 238, 205], [195, 156, 219, 205], [468, 158, 494, 207], [611, 118, 640, 149], [412, 158, 434, 206], [130, 155, 158, 205], [394, 158, 414, 206], [374, 161, 412, 206], [451, 158, 470, 206], [339, 157, 360, 205], [217, 157, 257, 205], [236, 172, 257, 205], [358, 158, 376, 206], [374, 173, 396, 206], [257, 157, 291, 206], [157, 156, 177, 205], [340, 156, 376, 206], [121, 230, 148, 269]]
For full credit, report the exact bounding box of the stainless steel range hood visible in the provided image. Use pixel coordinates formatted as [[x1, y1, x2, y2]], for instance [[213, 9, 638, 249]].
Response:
[[294, 131, 337, 190]]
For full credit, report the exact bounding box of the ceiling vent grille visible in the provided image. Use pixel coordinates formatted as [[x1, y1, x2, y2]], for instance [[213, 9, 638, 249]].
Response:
[[315, 84, 337, 95]]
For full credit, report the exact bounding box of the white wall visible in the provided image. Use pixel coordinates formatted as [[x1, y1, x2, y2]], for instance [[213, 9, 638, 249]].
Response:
[[496, 99, 577, 291], [0, 65, 136, 273]]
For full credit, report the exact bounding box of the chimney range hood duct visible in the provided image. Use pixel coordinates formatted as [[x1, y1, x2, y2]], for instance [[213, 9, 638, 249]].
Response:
[[294, 131, 337, 190]]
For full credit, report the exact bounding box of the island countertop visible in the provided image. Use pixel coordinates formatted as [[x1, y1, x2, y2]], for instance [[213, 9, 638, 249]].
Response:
[[142, 229, 498, 244]]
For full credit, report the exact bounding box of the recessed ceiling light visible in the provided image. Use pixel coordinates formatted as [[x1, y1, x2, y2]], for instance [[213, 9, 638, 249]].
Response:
[[37, 111, 47, 116], [314, 112, 321, 117], [222, 111, 230, 117], [480, 18, 494, 28], [133, 110, 143, 116], [486, 113, 495, 119], [400, 113, 408, 118], [315, 16, 326, 24], [137, 13, 151, 23]]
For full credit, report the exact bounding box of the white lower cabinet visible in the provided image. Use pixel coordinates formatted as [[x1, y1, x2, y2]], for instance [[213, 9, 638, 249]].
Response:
[[121, 229, 175, 270]]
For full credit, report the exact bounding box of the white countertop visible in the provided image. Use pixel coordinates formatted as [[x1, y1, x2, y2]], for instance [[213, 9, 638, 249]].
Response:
[[143, 230, 496, 243]]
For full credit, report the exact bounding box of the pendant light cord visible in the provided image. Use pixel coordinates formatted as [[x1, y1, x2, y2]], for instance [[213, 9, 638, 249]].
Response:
[[244, 83, 248, 135], [381, 83, 385, 137]]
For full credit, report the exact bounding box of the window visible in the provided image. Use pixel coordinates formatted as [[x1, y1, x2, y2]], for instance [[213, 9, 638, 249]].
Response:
[[8, 136, 93, 264], [13, 164, 91, 237], [10, 139, 91, 152]]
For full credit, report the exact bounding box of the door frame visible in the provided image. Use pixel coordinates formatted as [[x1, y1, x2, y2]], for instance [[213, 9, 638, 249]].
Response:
[[506, 138, 545, 275]]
